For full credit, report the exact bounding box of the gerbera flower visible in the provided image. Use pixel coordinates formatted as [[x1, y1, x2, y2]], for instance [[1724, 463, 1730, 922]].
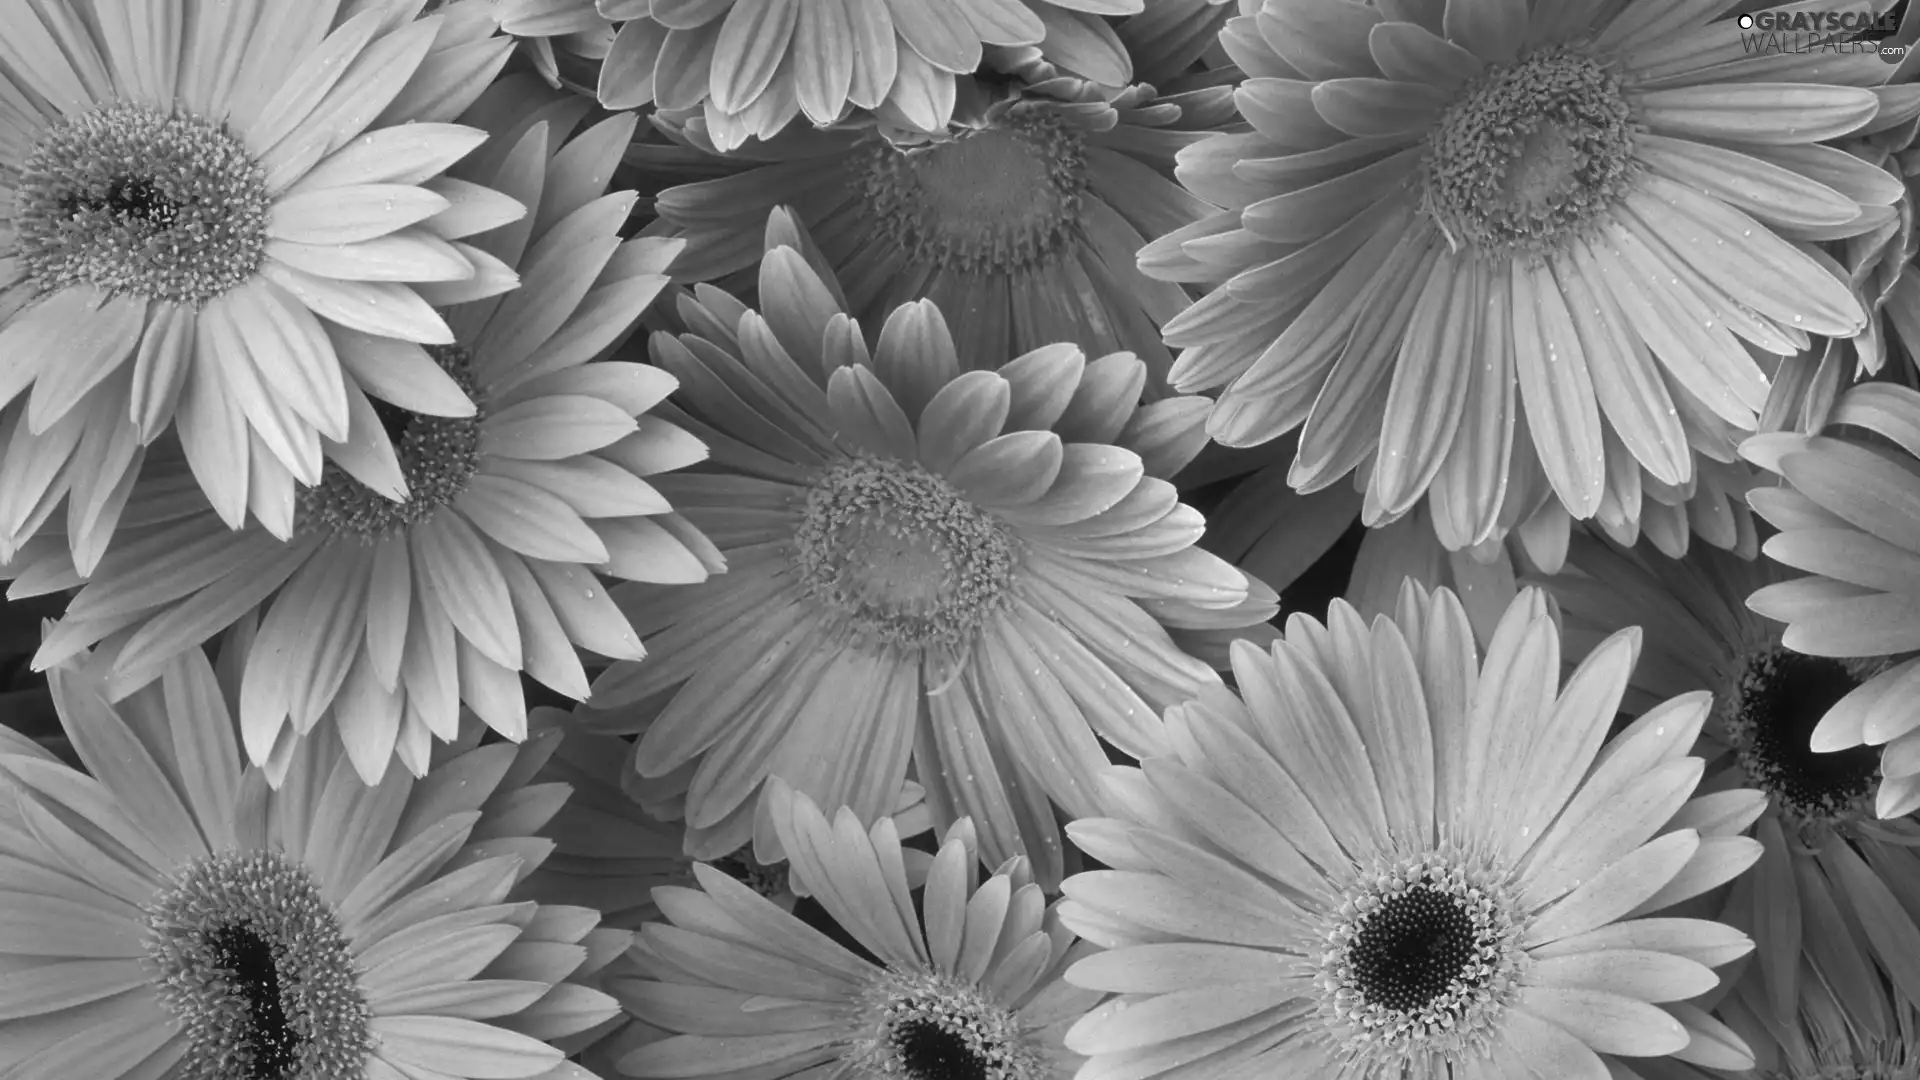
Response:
[[1147, 0, 1899, 553], [519, 709, 935, 931], [0, 643, 623, 1080], [1760, 87, 1920, 435], [1713, 891, 1920, 1080], [611, 779, 1103, 1080], [0, 0, 520, 557], [491, 0, 1194, 142], [1740, 380, 1920, 820], [582, 208, 1277, 888], [1538, 527, 1920, 1034], [8, 111, 714, 785], [638, 44, 1238, 389], [1059, 584, 1762, 1079]]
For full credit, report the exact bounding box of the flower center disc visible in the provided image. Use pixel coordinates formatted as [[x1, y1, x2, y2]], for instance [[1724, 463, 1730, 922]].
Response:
[[852, 969, 1043, 1080], [861, 114, 1088, 276], [144, 850, 371, 1080], [1422, 48, 1637, 258], [15, 103, 270, 304], [1728, 650, 1883, 829], [1318, 851, 1523, 1066], [1346, 885, 1480, 1013], [791, 457, 1017, 652], [295, 344, 484, 543]]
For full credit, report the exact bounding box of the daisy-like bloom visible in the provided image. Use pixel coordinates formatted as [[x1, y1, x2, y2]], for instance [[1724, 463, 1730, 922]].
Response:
[[492, 0, 1196, 142], [1147, 0, 1902, 554], [641, 41, 1238, 387], [1739, 380, 1920, 820], [0, 644, 624, 1080], [6, 111, 715, 785], [1058, 584, 1764, 1079], [1538, 528, 1920, 1036], [612, 779, 1103, 1080], [0, 0, 521, 558], [583, 208, 1277, 888]]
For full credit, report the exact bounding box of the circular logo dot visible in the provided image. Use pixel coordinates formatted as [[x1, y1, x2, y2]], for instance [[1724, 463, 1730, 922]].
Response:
[[1737, 13, 1754, 28]]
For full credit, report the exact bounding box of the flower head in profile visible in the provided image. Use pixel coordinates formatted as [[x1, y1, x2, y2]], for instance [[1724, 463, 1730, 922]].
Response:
[[1148, 0, 1897, 554], [611, 780, 1102, 1080], [490, 0, 1216, 140], [581, 208, 1277, 888], [0, 0, 520, 563], [640, 36, 1239, 389], [0, 643, 623, 1080], [5, 110, 713, 785], [1059, 584, 1761, 1080], [1759, 84, 1920, 434], [1539, 528, 1920, 1050], [1740, 381, 1920, 821]]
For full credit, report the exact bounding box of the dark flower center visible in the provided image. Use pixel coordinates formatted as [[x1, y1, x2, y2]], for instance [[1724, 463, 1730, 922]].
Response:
[[1729, 650, 1882, 828], [1422, 48, 1637, 258], [860, 110, 1088, 276], [1346, 884, 1481, 1014], [854, 971, 1043, 1080], [790, 455, 1018, 652], [295, 344, 484, 543], [16, 103, 270, 304], [892, 1016, 990, 1080], [144, 850, 370, 1080], [713, 850, 792, 904], [1317, 850, 1523, 1067]]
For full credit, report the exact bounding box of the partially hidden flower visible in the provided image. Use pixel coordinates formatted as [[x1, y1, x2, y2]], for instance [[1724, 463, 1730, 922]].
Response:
[[1539, 527, 1920, 1052], [0, 643, 624, 1080], [5, 110, 712, 785], [491, 0, 1219, 140], [0, 0, 518, 563], [1147, 0, 1897, 554], [1760, 83, 1920, 435], [1059, 584, 1761, 1079], [1741, 380, 1920, 820], [579, 207, 1278, 889], [610, 779, 1103, 1080], [639, 45, 1239, 391]]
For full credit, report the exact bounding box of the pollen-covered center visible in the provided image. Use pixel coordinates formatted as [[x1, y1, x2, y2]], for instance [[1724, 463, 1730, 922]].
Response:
[[1727, 649, 1883, 830], [15, 103, 270, 304], [1422, 48, 1637, 259], [851, 968, 1045, 1080], [861, 111, 1088, 276], [144, 850, 371, 1080], [295, 344, 484, 543], [1318, 849, 1524, 1064], [791, 455, 1018, 652]]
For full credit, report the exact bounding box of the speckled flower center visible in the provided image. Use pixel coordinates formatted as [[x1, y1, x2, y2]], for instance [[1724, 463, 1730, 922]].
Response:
[[849, 968, 1044, 1080], [1422, 48, 1637, 258], [295, 344, 484, 543], [790, 455, 1018, 652], [14, 103, 270, 304], [1727, 649, 1882, 830], [861, 113, 1088, 275], [1317, 849, 1524, 1066], [144, 850, 370, 1080]]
